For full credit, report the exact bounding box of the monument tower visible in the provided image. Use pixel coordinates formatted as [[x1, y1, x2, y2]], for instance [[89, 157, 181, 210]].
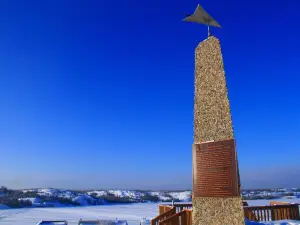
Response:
[[183, 4, 245, 225]]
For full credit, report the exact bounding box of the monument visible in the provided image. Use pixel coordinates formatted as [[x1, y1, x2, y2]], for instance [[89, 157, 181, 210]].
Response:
[[183, 4, 246, 225]]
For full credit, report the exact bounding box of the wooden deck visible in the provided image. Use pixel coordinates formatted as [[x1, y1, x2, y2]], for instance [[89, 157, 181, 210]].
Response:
[[151, 202, 300, 225]]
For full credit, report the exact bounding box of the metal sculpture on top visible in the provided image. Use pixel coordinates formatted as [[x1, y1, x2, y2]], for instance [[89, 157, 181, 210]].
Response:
[[183, 4, 221, 37]]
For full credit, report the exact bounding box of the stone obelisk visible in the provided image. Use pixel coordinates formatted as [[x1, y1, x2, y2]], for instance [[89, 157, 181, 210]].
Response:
[[184, 4, 245, 224], [192, 36, 245, 225]]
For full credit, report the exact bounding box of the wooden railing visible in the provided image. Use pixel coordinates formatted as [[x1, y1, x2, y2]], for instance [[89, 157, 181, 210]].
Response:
[[242, 201, 249, 206], [158, 210, 192, 225], [158, 205, 173, 215], [154, 202, 300, 223], [270, 201, 291, 205], [151, 207, 177, 225], [158, 203, 192, 214], [153, 202, 300, 225], [244, 204, 300, 221], [173, 203, 192, 213]]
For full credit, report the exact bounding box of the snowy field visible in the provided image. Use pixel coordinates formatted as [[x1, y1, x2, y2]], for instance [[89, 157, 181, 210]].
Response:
[[0, 199, 300, 225], [0, 203, 157, 225]]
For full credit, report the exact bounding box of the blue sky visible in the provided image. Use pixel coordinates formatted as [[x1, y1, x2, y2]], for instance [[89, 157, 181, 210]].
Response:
[[0, 0, 299, 190]]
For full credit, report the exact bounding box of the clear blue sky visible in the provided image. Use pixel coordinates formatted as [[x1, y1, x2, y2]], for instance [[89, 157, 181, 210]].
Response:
[[0, 0, 299, 190]]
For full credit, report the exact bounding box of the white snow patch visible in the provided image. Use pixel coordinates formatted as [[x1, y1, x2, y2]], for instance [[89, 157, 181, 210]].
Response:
[[87, 191, 107, 197], [18, 197, 40, 204], [108, 190, 145, 199], [0, 203, 158, 225], [149, 192, 171, 201], [167, 191, 191, 202]]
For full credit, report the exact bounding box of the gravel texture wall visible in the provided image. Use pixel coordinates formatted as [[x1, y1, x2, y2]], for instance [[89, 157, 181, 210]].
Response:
[[193, 36, 245, 225]]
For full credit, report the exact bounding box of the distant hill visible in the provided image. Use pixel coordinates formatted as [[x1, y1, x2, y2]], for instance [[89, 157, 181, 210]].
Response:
[[0, 187, 192, 208], [1, 186, 300, 209]]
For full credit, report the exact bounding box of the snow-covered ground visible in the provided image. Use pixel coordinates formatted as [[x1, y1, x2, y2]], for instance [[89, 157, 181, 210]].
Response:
[[0, 199, 300, 225], [0, 203, 157, 225]]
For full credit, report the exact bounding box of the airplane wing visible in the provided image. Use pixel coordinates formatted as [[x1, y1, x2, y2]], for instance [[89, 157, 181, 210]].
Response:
[[182, 14, 195, 22]]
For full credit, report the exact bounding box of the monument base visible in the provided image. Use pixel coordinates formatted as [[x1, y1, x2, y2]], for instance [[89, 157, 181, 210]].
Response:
[[192, 197, 245, 225]]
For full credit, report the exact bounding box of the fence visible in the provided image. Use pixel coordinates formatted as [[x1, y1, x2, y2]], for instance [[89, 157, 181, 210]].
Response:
[[158, 210, 192, 225], [154, 202, 300, 224], [151, 207, 177, 225], [158, 203, 192, 214], [244, 204, 300, 221]]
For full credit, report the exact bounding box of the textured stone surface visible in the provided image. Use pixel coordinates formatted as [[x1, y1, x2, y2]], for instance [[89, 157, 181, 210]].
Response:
[[193, 36, 245, 225], [193, 197, 245, 225], [194, 36, 233, 144]]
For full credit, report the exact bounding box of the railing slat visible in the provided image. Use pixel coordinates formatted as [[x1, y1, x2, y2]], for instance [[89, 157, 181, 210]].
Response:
[[181, 211, 187, 225]]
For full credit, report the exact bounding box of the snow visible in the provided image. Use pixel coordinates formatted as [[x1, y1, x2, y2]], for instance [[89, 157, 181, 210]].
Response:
[[167, 191, 191, 202], [140, 218, 150, 225], [149, 192, 171, 201], [16, 188, 193, 204], [0, 203, 158, 225], [148, 191, 192, 202], [72, 194, 105, 206], [22, 189, 36, 193], [37, 189, 76, 199], [0, 200, 299, 225], [18, 197, 41, 204], [72, 195, 91, 206], [87, 191, 108, 197], [108, 190, 145, 199]]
